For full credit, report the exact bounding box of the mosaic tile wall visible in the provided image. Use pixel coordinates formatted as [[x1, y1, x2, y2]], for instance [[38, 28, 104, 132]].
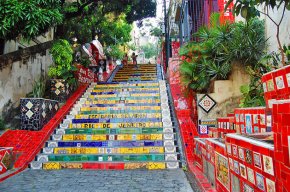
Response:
[[50, 79, 73, 102], [20, 98, 59, 131]]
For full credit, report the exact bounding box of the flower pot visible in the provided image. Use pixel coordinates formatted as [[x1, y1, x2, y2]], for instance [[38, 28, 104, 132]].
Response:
[[20, 98, 59, 131]]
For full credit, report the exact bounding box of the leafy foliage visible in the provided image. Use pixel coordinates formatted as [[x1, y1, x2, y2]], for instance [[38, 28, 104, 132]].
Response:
[[1, 0, 156, 41], [105, 45, 125, 60], [283, 44, 290, 62], [226, 0, 290, 65], [239, 53, 279, 107], [179, 14, 266, 93], [27, 79, 46, 98], [0, 0, 63, 40], [48, 39, 77, 85], [226, 0, 290, 20], [140, 43, 158, 59], [0, 118, 5, 130]]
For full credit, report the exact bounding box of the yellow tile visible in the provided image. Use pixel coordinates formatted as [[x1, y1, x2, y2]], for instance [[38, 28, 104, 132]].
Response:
[[63, 135, 74, 141], [43, 162, 61, 170], [148, 162, 166, 170]]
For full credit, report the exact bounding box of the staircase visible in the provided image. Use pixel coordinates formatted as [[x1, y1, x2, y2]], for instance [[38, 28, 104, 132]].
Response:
[[30, 64, 180, 170], [113, 64, 161, 82]]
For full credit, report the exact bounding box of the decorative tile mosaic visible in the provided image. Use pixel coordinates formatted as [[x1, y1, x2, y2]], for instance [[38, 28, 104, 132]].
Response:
[[256, 172, 265, 191], [244, 183, 254, 192], [239, 163, 247, 179], [234, 160, 239, 175], [265, 178, 275, 192], [198, 125, 208, 134], [267, 79, 274, 91], [263, 155, 274, 175], [215, 152, 230, 190], [247, 167, 255, 184], [198, 94, 216, 113], [51, 79, 73, 102], [245, 149, 253, 165], [20, 98, 59, 130], [254, 152, 262, 169], [275, 76, 285, 89]]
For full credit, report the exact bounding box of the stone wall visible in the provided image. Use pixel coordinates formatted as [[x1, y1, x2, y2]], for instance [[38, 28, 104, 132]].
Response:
[[197, 63, 250, 121], [0, 50, 53, 115]]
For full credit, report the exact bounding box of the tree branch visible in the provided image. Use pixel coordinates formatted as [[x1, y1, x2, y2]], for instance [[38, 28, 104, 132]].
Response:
[[64, 0, 101, 20], [258, 10, 278, 26], [278, 3, 287, 26]]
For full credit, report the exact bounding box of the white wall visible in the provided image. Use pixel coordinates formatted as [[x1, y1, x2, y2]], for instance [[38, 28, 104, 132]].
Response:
[[263, 6, 290, 54], [0, 50, 53, 115], [4, 28, 54, 54]]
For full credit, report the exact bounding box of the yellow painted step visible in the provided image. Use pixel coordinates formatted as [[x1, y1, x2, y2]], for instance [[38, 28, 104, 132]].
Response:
[[68, 122, 163, 129], [75, 113, 162, 119]]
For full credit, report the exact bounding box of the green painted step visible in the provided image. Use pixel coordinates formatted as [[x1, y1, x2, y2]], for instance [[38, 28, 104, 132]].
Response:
[[46, 154, 165, 162]]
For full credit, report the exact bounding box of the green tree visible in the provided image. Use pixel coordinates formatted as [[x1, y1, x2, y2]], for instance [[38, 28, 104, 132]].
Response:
[[226, 0, 290, 66], [179, 14, 266, 93], [0, 0, 63, 40], [0, 0, 156, 41], [140, 43, 158, 59]]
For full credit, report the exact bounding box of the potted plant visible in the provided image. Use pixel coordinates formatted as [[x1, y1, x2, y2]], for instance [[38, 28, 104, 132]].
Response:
[[48, 39, 77, 102]]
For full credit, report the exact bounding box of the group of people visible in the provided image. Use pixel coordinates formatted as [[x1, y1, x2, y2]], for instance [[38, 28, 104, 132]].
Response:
[[78, 35, 140, 69], [122, 52, 138, 67]]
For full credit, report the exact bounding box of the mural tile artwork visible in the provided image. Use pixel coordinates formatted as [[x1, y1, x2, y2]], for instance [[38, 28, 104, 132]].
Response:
[[51, 79, 73, 102], [215, 152, 230, 191], [20, 98, 59, 130], [198, 94, 216, 113]]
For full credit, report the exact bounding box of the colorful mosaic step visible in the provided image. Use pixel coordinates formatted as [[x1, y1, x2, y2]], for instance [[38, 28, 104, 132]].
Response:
[[30, 161, 180, 170], [37, 154, 168, 162], [40, 146, 167, 155], [30, 79, 179, 170], [113, 64, 158, 82], [54, 127, 167, 134], [46, 140, 166, 148], [51, 133, 171, 141], [74, 113, 162, 119]]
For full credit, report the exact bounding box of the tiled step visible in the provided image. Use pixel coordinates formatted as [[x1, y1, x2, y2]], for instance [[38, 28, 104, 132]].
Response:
[[40, 146, 174, 155], [30, 79, 179, 170], [90, 91, 160, 95], [92, 82, 159, 87], [76, 110, 162, 115], [91, 88, 160, 92], [85, 96, 161, 101], [36, 153, 178, 162], [46, 140, 168, 147], [66, 122, 164, 129], [30, 161, 181, 170], [54, 127, 171, 135], [82, 100, 161, 104], [70, 118, 161, 123], [80, 106, 161, 111], [51, 133, 175, 141], [74, 113, 162, 119]]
